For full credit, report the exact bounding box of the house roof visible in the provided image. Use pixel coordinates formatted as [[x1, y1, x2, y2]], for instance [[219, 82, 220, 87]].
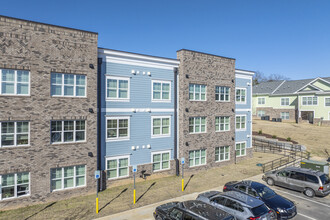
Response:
[[252, 80, 285, 94]]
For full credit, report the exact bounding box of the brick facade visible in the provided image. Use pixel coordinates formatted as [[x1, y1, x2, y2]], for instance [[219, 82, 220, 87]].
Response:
[[0, 16, 98, 209], [255, 107, 297, 122]]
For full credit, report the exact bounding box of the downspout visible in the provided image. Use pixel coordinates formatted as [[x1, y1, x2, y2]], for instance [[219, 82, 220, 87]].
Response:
[[174, 67, 179, 176], [97, 57, 103, 190]]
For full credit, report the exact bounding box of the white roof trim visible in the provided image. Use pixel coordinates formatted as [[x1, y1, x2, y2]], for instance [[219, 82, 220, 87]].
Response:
[[235, 69, 255, 76]]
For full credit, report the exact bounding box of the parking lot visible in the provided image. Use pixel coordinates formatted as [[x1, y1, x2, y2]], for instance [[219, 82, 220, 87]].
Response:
[[98, 174, 330, 220]]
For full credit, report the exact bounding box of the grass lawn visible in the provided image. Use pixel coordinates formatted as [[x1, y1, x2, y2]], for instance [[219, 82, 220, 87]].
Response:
[[253, 119, 330, 159], [0, 152, 281, 220]]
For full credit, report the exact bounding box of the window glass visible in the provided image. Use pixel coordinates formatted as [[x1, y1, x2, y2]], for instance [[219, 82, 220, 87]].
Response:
[[237, 185, 246, 192], [106, 157, 129, 179], [51, 166, 85, 191], [251, 204, 269, 216], [216, 86, 230, 101], [189, 84, 206, 101], [248, 187, 258, 197], [51, 120, 85, 143], [51, 73, 85, 97], [189, 149, 206, 167], [305, 174, 319, 184], [153, 81, 170, 101], [225, 199, 244, 212], [289, 171, 305, 181], [1, 172, 30, 200], [107, 118, 129, 140], [212, 196, 227, 205]]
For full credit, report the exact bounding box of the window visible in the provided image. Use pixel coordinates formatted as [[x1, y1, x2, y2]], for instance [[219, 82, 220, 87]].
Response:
[[152, 151, 170, 171], [215, 116, 230, 132], [51, 165, 86, 191], [51, 73, 86, 97], [106, 76, 129, 101], [189, 149, 206, 167], [153, 80, 171, 101], [236, 115, 246, 130], [225, 199, 244, 212], [257, 111, 265, 117], [281, 98, 290, 106], [0, 69, 30, 95], [248, 187, 258, 197], [215, 146, 230, 162], [189, 84, 206, 101], [169, 208, 183, 220], [189, 117, 206, 133], [215, 86, 230, 101], [280, 112, 290, 120], [211, 196, 227, 205], [236, 88, 246, 103], [51, 120, 85, 143], [325, 98, 330, 107], [0, 172, 30, 200], [277, 170, 290, 177], [302, 96, 318, 106], [305, 174, 319, 184], [106, 117, 129, 141], [289, 171, 305, 181], [0, 121, 29, 147], [106, 156, 129, 179], [235, 185, 247, 193], [258, 97, 265, 105], [152, 116, 170, 137], [236, 142, 246, 157]]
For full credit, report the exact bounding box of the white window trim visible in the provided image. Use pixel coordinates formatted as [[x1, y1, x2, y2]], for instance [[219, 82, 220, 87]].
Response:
[[280, 97, 290, 106], [0, 69, 30, 96], [106, 75, 130, 102], [51, 120, 86, 144], [215, 116, 230, 132], [189, 149, 207, 167], [215, 86, 231, 102], [235, 115, 247, 131], [51, 73, 87, 98], [280, 112, 290, 120], [324, 97, 330, 107], [189, 84, 207, 101], [215, 146, 230, 163], [105, 155, 130, 180], [151, 80, 171, 102], [257, 111, 265, 117], [257, 97, 266, 105], [106, 116, 130, 142], [0, 121, 30, 148], [151, 116, 171, 138], [235, 88, 247, 104], [151, 150, 171, 172], [0, 172, 30, 201], [235, 141, 247, 157], [301, 96, 318, 106], [189, 117, 207, 134], [51, 165, 86, 192]]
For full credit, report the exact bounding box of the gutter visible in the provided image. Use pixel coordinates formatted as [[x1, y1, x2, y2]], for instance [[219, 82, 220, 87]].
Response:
[[174, 67, 179, 176]]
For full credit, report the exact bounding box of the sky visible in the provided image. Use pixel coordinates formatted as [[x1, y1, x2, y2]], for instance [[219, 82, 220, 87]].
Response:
[[1, 0, 330, 80]]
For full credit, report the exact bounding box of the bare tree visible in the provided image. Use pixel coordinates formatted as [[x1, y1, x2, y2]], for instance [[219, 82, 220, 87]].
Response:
[[253, 71, 290, 85]]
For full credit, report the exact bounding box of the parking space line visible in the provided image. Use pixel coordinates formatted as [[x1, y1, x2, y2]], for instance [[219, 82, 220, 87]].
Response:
[[297, 213, 318, 220], [275, 189, 330, 209]]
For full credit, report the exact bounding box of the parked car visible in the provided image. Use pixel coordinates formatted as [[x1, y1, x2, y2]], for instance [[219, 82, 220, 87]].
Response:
[[223, 180, 296, 219], [197, 191, 271, 220], [263, 167, 330, 197], [153, 200, 235, 220]]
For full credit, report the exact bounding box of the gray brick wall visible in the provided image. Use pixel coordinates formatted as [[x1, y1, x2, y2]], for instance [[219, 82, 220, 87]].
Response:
[[0, 16, 98, 209], [255, 107, 297, 122]]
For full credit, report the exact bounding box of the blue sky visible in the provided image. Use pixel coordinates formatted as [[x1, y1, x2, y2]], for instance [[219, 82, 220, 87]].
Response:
[[1, 0, 330, 79]]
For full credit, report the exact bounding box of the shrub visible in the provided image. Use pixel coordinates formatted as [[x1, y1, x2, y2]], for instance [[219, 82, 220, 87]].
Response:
[[272, 135, 277, 139], [258, 130, 262, 135], [287, 137, 291, 141]]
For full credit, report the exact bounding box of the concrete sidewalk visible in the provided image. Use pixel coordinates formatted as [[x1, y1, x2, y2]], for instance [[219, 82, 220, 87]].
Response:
[[96, 174, 265, 220]]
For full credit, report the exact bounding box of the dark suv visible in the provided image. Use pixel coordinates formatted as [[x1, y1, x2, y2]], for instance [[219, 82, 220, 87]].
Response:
[[263, 167, 330, 197]]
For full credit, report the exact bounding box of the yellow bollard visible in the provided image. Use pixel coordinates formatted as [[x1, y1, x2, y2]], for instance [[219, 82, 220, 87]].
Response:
[[96, 197, 99, 214], [182, 179, 184, 192], [133, 189, 136, 204]]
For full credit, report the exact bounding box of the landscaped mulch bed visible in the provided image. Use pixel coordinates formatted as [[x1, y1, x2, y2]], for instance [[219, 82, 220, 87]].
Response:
[[252, 131, 299, 144]]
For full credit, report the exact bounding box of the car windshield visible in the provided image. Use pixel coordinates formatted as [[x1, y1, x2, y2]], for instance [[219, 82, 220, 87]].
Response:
[[250, 204, 269, 217], [255, 186, 276, 199], [320, 174, 330, 185]]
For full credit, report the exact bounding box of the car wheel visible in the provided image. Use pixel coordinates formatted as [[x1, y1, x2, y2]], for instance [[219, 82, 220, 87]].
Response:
[[270, 209, 277, 220], [304, 188, 315, 198], [267, 178, 274, 186]]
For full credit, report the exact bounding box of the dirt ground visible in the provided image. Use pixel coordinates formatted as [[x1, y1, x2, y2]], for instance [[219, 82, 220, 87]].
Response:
[[253, 119, 330, 160], [0, 152, 282, 220]]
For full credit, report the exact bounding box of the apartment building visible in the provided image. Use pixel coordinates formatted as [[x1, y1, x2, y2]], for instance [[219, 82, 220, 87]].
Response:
[[0, 16, 98, 208]]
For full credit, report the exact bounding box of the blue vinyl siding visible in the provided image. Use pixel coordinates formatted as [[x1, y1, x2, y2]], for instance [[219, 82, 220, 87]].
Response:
[[235, 77, 252, 109]]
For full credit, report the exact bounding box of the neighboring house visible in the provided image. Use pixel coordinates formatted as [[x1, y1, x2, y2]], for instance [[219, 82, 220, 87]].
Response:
[[97, 48, 179, 185], [235, 69, 254, 160], [253, 77, 330, 125], [0, 16, 98, 208]]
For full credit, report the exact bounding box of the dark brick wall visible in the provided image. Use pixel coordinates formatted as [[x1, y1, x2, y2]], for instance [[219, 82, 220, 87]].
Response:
[[0, 16, 98, 209]]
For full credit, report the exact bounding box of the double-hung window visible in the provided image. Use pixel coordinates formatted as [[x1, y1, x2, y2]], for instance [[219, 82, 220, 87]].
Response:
[[152, 80, 171, 101], [51, 120, 86, 143], [215, 86, 230, 101], [189, 149, 206, 167], [51, 73, 86, 97], [0, 69, 30, 95], [152, 116, 170, 137], [281, 112, 290, 120], [281, 98, 290, 106], [106, 117, 129, 141], [257, 111, 265, 117], [51, 165, 86, 191], [325, 98, 330, 107], [189, 117, 206, 133], [236, 142, 246, 157], [236, 115, 246, 130], [215, 116, 230, 132], [152, 151, 170, 171], [189, 84, 206, 101], [215, 146, 230, 162], [236, 88, 246, 104], [302, 96, 317, 106], [106, 156, 129, 179], [258, 97, 265, 105], [0, 172, 30, 200], [106, 76, 129, 101], [0, 121, 29, 147]]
